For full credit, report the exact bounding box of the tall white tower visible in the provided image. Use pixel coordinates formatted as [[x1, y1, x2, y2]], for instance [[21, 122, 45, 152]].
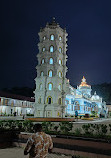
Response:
[[34, 18, 68, 117]]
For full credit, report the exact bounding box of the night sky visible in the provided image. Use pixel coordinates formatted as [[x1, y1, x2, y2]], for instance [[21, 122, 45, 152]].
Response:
[[1, 0, 111, 89]]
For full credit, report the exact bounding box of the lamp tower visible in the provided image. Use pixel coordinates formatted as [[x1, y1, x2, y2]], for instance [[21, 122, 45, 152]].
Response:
[[34, 18, 68, 117]]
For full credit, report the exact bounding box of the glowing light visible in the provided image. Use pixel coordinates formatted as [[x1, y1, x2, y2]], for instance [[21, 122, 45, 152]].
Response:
[[79, 76, 90, 87]]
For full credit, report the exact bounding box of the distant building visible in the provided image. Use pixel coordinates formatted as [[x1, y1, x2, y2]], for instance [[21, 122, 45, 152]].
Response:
[[34, 18, 108, 118], [106, 105, 111, 117], [66, 76, 108, 117], [0, 91, 34, 116]]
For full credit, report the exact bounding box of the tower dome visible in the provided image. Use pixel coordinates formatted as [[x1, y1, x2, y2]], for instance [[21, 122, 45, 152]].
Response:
[[79, 76, 91, 89], [76, 76, 92, 98], [91, 91, 100, 101]]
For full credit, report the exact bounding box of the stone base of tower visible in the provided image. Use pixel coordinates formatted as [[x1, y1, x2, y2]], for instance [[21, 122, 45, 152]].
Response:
[[34, 103, 65, 118]]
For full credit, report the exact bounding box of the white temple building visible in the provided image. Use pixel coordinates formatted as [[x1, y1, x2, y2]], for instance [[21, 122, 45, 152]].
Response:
[[65, 76, 108, 117], [0, 91, 34, 116], [34, 18, 108, 118]]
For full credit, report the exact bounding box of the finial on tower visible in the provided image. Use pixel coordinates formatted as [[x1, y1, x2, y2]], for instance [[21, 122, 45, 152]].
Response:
[[82, 76, 86, 83], [79, 76, 90, 87], [52, 17, 56, 23], [47, 17, 59, 26]]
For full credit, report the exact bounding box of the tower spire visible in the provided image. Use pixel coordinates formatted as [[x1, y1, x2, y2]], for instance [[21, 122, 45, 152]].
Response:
[[52, 17, 56, 23]]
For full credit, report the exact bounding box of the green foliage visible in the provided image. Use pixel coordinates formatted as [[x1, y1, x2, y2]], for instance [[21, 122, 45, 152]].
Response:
[[82, 124, 108, 137], [100, 124, 107, 134], [42, 122, 54, 132], [82, 124, 91, 135], [74, 128, 81, 136], [59, 121, 73, 134], [22, 120, 33, 132], [91, 111, 97, 117], [0, 120, 110, 141], [54, 126, 59, 132], [26, 114, 34, 116], [6, 120, 16, 129], [0, 120, 4, 129], [0, 120, 34, 132]]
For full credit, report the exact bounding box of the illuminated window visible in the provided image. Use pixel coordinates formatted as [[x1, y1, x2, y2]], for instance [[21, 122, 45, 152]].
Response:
[[41, 59, 45, 64], [58, 98, 62, 105], [39, 83, 42, 90], [50, 46, 54, 53], [50, 34, 54, 40], [58, 84, 61, 91], [47, 96, 52, 104], [48, 83, 53, 90], [59, 36, 62, 41], [40, 71, 44, 77], [59, 47, 62, 53], [58, 71, 62, 78], [48, 70, 53, 77], [49, 58, 53, 64], [59, 59, 62, 65], [42, 47, 45, 52], [43, 36, 46, 40]]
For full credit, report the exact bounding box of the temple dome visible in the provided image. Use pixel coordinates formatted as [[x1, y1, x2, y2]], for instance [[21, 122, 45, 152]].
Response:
[[79, 76, 91, 89], [91, 91, 100, 100]]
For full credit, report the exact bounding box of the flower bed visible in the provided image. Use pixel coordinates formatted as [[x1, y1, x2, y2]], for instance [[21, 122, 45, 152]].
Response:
[[81, 118, 93, 120], [25, 117, 75, 122]]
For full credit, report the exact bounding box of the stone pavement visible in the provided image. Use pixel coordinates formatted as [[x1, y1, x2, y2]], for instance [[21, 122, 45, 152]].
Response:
[[0, 147, 72, 158]]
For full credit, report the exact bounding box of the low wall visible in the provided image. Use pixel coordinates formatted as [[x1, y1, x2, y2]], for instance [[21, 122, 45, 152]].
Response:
[[26, 117, 75, 122], [13, 133, 111, 158]]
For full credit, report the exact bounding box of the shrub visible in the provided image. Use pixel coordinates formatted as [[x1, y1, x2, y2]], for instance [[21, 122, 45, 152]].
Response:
[[74, 128, 81, 136], [26, 114, 34, 116], [82, 124, 91, 135], [59, 121, 73, 134], [42, 122, 54, 132], [22, 120, 33, 132]]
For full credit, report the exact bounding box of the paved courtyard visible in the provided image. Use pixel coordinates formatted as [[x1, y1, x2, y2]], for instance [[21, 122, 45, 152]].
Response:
[[0, 147, 72, 158]]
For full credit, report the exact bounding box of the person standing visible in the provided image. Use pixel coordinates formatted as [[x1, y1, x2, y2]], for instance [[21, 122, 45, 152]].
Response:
[[24, 124, 53, 158], [75, 110, 78, 121]]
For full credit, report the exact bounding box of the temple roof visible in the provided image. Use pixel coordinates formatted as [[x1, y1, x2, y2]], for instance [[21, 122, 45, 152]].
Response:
[[79, 76, 90, 88], [0, 91, 35, 102], [91, 91, 100, 101]]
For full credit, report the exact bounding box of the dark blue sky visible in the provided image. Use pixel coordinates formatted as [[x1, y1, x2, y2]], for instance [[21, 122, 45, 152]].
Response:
[[1, 0, 111, 89]]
